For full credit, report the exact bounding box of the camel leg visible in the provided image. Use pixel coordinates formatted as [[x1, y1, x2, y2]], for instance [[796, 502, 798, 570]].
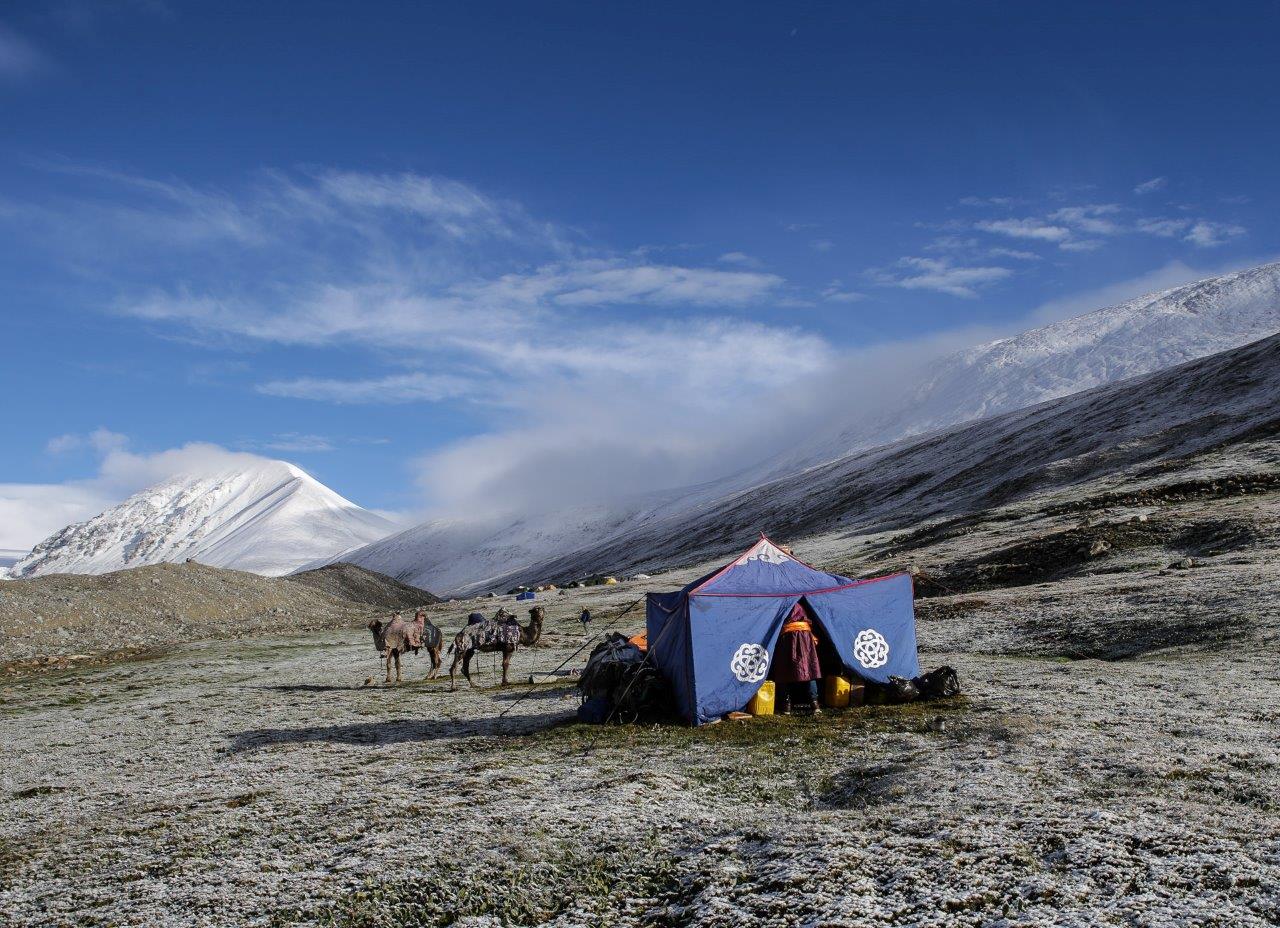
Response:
[[462, 652, 477, 688], [501, 650, 511, 687], [426, 646, 441, 680], [394, 651, 402, 684], [384, 652, 393, 684]]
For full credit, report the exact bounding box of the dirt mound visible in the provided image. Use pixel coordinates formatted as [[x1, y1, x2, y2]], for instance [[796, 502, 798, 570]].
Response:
[[285, 563, 439, 610], [0, 561, 378, 668]]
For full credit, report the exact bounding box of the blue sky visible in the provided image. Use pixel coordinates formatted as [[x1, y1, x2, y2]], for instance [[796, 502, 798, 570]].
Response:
[[1, 0, 1277, 550]]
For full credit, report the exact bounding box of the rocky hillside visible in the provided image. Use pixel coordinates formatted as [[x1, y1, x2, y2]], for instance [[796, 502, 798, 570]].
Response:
[[0, 561, 422, 668], [285, 563, 439, 610]]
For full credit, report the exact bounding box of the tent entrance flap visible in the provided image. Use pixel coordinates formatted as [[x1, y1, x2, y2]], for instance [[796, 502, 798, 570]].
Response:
[[804, 573, 919, 684]]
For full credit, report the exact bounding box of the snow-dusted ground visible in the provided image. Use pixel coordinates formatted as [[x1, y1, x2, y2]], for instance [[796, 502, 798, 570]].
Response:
[[12, 460, 396, 579], [341, 261, 1280, 596], [3, 461, 1278, 926]]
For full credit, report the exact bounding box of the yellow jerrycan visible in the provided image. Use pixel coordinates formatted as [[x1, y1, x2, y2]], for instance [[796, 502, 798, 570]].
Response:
[[746, 680, 775, 716], [824, 675, 853, 709]]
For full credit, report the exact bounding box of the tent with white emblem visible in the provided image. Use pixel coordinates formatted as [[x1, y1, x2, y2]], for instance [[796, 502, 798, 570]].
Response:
[[645, 534, 919, 725]]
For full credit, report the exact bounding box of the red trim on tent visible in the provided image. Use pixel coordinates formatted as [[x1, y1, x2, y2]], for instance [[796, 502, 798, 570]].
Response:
[[689, 533, 885, 597], [690, 571, 909, 598]]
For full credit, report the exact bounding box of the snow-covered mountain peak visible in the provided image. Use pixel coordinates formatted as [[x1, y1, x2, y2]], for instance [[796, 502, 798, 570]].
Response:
[[11, 459, 396, 579]]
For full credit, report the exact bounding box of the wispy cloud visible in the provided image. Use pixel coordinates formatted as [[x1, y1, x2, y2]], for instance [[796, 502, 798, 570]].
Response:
[[820, 280, 865, 303], [1058, 239, 1105, 253], [957, 195, 1025, 208], [987, 247, 1041, 261], [1134, 217, 1191, 238], [927, 235, 1040, 262], [1133, 176, 1167, 195], [257, 372, 474, 405], [810, 238, 835, 252], [869, 256, 1013, 298], [975, 217, 1071, 243], [235, 432, 393, 453], [0, 25, 48, 81], [1048, 204, 1123, 236], [1184, 220, 1246, 248], [253, 433, 336, 453], [717, 251, 760, 267], [46, 428, 129, 455], [969, 197, 1247, 253]]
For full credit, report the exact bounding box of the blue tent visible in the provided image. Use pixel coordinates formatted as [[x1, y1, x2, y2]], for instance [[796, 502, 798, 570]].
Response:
[[645, 535, 919, 725]]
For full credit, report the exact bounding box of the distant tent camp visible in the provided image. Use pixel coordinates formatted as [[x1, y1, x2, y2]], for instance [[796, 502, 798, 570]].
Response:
[[645, 535, 919, 725]]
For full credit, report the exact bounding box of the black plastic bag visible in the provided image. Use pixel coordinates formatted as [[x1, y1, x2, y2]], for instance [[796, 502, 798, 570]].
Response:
[[914, 665, 961, 699]]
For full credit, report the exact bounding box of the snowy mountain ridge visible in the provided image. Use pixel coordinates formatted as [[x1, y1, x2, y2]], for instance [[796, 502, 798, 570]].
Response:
[[11, 460, 397, 578], [740, 259, 1280, 483], [339, 260, 1280, 595]]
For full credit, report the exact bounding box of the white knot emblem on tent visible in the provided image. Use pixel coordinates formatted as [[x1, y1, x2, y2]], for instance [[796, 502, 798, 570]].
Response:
[[730, 643, 770, 683], [853, 628, 890, 669], [734, 539, 791, 566]]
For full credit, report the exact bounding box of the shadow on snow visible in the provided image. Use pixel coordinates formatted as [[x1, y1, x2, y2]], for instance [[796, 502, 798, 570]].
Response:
[[224, 711, 574, 753]]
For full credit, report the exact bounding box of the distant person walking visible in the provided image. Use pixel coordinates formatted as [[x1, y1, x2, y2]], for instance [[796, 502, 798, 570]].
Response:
[[580, 608, 592, 630]]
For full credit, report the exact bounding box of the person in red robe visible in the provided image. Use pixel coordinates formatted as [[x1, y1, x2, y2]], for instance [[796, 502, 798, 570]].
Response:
[[771, 601, 823, 715]]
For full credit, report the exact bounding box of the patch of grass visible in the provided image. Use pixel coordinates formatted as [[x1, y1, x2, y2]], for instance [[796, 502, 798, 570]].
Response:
[[274, 834, 681, 928], [521, 697, 970, 760], [11, 785, 68, 799]]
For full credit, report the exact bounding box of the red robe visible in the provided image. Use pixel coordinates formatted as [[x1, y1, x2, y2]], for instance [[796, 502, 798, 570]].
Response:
[[771, 602, 822, 684]]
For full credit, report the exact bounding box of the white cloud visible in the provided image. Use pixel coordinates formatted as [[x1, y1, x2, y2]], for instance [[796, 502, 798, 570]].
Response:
[[929, 235, 1040, 262], [258, 372, 473, 405], [820, 281, 865, 303], [1135, 217, 1191, 238], [45, 428, 129, 455], [810, 239, 835, 252], [254, 433, 336, 453], [123, 259, 783, 359], [542, 262, 782, 307], [0, 483, 114, 553], [987, 247, 1041, 261], [1184, 220, 1246, 248], [1058, 239, 1105, 253], [1134, 177, 1167, 195], [1048, 204, 1123, 236], [869, 256, 1013, 298], [718, 251, 760, 267], [410, 318, 833, 513], [976, 201, 1245, 252], [975, 218, 1072, 243]]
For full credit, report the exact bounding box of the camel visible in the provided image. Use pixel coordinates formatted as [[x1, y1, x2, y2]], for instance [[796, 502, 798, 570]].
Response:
[[367, 608, 443, 684], [448, 605, 544, 690]]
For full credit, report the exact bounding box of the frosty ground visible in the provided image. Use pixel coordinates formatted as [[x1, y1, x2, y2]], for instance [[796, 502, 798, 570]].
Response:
[[3, 478, 1278, 927]]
